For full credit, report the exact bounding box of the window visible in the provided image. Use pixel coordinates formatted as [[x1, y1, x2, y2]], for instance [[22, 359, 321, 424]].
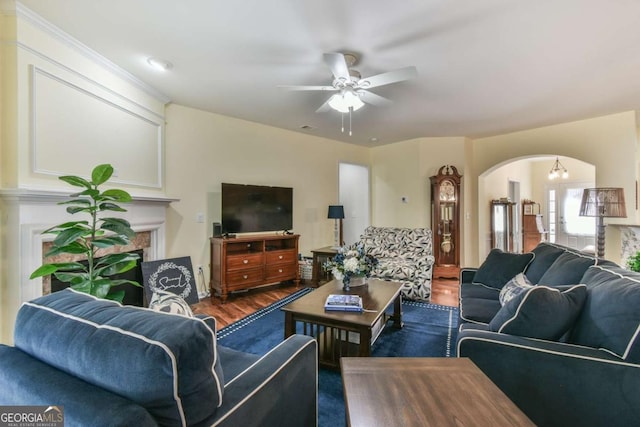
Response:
[[548, 189, 556, 243], [563, 187, 595, 235]]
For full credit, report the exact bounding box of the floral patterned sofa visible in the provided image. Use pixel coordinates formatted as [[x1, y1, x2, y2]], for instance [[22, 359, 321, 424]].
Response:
[[358, 226, 435, 301]]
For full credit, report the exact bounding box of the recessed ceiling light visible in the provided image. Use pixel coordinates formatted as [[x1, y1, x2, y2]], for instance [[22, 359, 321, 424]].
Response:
[[370, 137, 378, 143], [147, 57, 173, 71]]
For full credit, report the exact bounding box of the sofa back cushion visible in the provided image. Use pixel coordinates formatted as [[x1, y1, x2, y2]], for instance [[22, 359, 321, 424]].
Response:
[[537, 251, 596, 286], [14, 289, 223, 426], [525, 243, 567, 283], [570, 265, 640, 362], [472, 249, 534, 290]]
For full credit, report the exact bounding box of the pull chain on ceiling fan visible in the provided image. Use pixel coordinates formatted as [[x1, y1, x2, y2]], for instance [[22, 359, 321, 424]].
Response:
[[278, 52, 417, 136]]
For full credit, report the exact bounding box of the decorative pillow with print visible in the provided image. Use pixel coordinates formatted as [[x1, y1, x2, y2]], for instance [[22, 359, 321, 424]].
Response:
[[149, 289, 194, 317], [499, 273, 534, 306]]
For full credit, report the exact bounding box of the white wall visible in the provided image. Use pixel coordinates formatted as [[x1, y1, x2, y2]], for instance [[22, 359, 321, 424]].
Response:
[[0, 6, 168, 344], [370, 137, 468, 262], [10, 6, 167, 193], [163, 104, 371, 294], [472, 112, 637, 265]]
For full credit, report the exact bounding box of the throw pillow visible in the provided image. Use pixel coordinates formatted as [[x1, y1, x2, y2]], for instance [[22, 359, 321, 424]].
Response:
[[499, 273, 534, 306], [489, 284, 587, 340], [473, 249, 534, 290], [149, 290, 194, 317]]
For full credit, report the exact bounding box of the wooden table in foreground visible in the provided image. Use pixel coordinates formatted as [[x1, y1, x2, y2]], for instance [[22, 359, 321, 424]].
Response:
[[341, 357, 534, 427], [281, 279, 403, 369]]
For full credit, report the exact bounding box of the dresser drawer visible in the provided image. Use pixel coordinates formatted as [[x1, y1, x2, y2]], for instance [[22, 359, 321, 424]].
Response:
[[226, 253, 264, 271], [266, 250, 296, 265], [265, 263, 297, 281], [226, 268, 264, 288]]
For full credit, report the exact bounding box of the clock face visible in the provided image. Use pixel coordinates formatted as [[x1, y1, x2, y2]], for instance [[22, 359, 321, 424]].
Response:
[[439, 180, 456, 202]]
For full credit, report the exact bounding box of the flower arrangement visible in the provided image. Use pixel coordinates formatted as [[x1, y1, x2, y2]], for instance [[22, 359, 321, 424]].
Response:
[[324, 244, 378, 287]]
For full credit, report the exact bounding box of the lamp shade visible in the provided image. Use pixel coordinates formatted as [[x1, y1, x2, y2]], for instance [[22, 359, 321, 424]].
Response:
[[327, 205, 345, 219], [579, 188, 627, 218]]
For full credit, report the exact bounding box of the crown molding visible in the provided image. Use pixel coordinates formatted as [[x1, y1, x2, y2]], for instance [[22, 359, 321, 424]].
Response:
[[14, 2, 171, 104], [0, 188, 179, 205]]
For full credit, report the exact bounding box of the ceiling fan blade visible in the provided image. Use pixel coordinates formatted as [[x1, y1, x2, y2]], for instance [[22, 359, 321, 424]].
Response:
[[357, 66, 417, 89], [278, 85, 337, 91], [323, 53, 351, 82], [358, 90, 393, 107], [315, 98, 333, 113]]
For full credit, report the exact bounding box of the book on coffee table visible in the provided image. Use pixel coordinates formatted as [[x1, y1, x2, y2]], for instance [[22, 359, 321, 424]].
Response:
[[324, 294, 363, 312]]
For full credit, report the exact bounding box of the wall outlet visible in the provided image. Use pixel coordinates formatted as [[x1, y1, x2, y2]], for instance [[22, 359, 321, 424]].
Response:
[[196, 213, 205, 223], [197, 265, 203, 274]]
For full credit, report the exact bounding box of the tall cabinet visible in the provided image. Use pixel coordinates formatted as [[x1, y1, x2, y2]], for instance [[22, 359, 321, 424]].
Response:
[[491, 200, 517, 252], [430, 165, 462, 279], [522, 200, 546, 252]]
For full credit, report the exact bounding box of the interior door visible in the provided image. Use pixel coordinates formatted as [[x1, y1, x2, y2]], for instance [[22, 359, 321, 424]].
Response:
[[547, 182, 595, 250], [339, 163, 370, 245]]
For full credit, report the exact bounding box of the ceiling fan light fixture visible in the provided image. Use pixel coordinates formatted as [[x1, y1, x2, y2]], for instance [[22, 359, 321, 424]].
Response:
[[328, 89, 364, 113]]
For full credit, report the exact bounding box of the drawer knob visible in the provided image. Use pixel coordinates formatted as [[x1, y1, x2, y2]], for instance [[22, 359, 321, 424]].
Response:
[[243, 275, 248, 279], [243, 259, 249, 264], [278, 255, 283, 259], [278, 269, 283, 273]]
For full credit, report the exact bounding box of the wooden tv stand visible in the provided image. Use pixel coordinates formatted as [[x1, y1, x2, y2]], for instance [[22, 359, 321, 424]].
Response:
[[209, 234, 300, 303]]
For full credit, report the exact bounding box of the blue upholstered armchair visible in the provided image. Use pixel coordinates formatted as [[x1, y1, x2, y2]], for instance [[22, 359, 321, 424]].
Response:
[[358, 226, 435, 301], [0, 289, 317, 426]]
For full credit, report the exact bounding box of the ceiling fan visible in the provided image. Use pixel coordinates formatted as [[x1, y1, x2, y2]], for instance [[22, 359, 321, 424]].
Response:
[[278, 52, 418, 114]]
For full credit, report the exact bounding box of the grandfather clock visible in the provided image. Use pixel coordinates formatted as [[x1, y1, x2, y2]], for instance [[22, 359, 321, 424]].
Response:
[[430, 165, 462, 279]]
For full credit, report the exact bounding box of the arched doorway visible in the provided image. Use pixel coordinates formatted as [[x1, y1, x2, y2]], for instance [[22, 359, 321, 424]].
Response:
[[478, 155, 595, 259]]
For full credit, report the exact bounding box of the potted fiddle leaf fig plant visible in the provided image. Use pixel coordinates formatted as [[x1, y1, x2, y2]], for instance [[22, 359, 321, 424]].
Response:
[[30, 164, 141, 302]]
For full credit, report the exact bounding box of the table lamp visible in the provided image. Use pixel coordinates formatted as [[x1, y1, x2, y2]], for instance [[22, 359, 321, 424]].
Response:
[[579, 188, 626, 258], [327, 205, 345, 248]]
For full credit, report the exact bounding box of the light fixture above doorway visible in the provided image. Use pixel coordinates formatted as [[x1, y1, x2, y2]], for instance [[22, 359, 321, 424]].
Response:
[[548, 157, 569, 180]]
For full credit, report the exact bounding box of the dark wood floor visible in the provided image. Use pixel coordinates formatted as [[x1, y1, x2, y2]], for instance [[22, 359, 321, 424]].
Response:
[[192, 278, 459, 330]]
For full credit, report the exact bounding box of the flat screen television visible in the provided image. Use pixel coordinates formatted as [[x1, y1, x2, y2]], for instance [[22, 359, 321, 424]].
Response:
[[221, 183, 293, 233]]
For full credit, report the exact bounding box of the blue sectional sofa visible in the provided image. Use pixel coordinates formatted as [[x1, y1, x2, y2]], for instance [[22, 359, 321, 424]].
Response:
[[457, 242, 640, 426], [0, 289, 317, 427]]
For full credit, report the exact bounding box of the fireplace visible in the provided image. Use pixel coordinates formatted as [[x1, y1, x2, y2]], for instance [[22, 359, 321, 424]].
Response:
[[1, 188, 174, 302], [49, 249, 145, 306]]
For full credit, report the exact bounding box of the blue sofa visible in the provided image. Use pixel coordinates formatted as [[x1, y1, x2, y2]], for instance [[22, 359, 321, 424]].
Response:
[[0, 289, 317, 427], [457, 242, 640, 426]]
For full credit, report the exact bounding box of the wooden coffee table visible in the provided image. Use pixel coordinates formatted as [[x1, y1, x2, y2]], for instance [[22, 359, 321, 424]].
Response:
[[341, 357, 535, 426], [281, 279, 403, 369]]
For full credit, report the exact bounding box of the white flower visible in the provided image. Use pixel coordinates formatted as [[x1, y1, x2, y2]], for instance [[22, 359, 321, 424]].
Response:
[[332, 268, 344, 281], [343, 257, 359, 273]]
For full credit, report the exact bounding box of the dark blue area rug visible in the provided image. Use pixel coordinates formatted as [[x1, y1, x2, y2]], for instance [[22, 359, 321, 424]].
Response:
[[217, 287, 459, 427]]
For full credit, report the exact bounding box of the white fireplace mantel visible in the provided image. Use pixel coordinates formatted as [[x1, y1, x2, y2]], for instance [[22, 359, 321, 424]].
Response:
[[0, 188, 177, 343]]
